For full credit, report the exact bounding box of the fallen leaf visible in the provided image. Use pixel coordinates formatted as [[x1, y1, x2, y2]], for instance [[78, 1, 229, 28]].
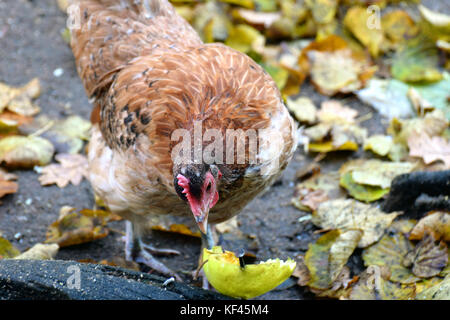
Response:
[[152, 223, 201, 238], [329, 123, 367, 149], [388, 219, 417, 235], [20, 115, 91, 154], [148, 214, 201, 238], [419, 5, 450, 43], [363, 135, 394, 157], [0, 168, 18, 199], [416, 275, 450, 300], [340, 159, 416, 189], [13, 243, 59, 260], [307, 48, 374, 95], [403, 233, 448, 278], [286, 96, 317, 124], [0, 111, 33, 134], [362, 233, 420, 284], [292, 188, 329, 212], [408, 133, 450, 169], [236, 9, 281, 28], [391, 36, 443, 83], [0, 236, 20, 259], [314, 199, 400, 248], [295, 171, 345, 201], [304, 123, 331, 142], [299, 35, 375, 96], [0, 135, 54, 168], [407, 87, 435, 116], [415, 277, 444, 296], [0, 78, 41, 116], [225, 24, 265, 54], [343, 6, 384, 58], [317, 100, 358, 124], [381, 10, 418, 49], [410, 211, 450, 242], [307, 123, 366, 153], [45, 206, 109, 247], [388, 109, 448, 145], [98, 257, 141, 272], [38, 153, 88, 188], [194, 1, 232, 43], [355, 78, 415, 119], [260, 62, 289, 91], [305, 229, 362, 290], [340, 171, 389, 202], [305, 0, 337, 25], [313, 266, 357, 299], [292, 255, 310, 286], [349, 265, 416, 300]]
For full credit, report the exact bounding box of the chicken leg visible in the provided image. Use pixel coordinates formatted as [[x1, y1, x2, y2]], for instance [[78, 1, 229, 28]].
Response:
[[124, 221, 182, 281], [197, 224, 216, 289]]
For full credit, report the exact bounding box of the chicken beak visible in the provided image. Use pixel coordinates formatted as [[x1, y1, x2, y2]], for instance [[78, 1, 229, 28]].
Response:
[[194, 209, 209, 234]]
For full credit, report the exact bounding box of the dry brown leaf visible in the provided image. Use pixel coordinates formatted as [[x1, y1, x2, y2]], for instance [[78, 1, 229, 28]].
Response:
[[38, 153, 88, 188], [0, 78, 41, 116], [410, 211, 450, 242], [0, 168, 18, 199], [292, 188, 329, 212], [298, 35, 375, 96], [292, 255, 311, 286], [408, 133, 450, 169], [45, 206, 109, 247], [403, 233, 448, 278]]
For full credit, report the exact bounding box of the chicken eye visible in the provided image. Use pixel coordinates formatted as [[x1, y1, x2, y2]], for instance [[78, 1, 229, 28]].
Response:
[[206, 182, 212, 192]]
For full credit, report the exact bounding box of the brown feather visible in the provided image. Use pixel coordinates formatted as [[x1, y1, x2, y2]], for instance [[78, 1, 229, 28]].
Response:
[[72, 0, 297, 225]]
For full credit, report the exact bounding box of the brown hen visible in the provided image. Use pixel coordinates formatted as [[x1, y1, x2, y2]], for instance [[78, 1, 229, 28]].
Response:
[[70, 0, 297, 280]]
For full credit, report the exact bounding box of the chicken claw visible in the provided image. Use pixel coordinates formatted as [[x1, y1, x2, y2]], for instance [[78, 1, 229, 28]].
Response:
[[124, 221, 182, 281]]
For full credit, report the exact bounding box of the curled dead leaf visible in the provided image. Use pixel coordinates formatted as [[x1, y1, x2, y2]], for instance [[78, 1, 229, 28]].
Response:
[[38, 153, 88, 188], [403, 233, 448, 278]]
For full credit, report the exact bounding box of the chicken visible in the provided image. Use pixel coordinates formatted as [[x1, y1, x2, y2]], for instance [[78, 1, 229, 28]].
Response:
[[70, 0, 297, 280]]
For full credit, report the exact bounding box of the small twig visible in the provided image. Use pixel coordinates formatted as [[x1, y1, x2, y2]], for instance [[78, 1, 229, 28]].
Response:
[[193, 259, 208, 280], [29, 120, 55, 137], [356, 112, 373, 123]]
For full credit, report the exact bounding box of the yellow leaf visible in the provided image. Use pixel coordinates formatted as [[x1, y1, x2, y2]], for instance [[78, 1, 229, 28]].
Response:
[[286, 96, 317, 124], [0, 236, 20, 259], [344, 6, 384, 58], [45, 206, 109, 247], [0, 135, 54, 169], [314, 199, 400, 248]]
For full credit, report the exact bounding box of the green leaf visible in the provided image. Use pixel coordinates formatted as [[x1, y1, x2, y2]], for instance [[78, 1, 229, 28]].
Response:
[[391, 36, 443, 83]]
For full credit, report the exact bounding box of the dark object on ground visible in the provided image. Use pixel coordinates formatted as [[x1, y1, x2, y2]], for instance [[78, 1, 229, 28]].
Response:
[[0, 259, 228, 300], [383, 170, 450, 215]]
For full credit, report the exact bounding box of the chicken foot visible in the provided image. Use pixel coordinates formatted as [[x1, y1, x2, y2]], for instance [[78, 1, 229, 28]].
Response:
[[124, 221, 182, 281]]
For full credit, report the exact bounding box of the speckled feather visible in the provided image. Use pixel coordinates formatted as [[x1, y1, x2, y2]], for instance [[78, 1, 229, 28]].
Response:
[[71, 0, 297, 225]]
